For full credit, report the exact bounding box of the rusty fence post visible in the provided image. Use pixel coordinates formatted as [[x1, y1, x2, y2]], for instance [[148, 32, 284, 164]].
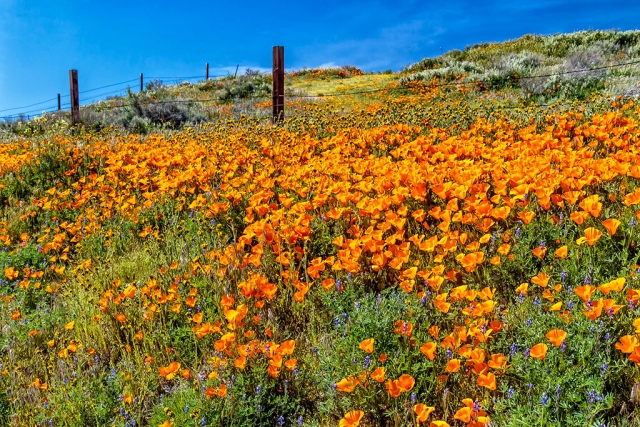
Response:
[[272, 46, 284, 123], [69, 70, 79, 126]]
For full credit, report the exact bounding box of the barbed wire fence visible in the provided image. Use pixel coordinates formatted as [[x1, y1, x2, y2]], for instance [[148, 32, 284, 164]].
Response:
[[1, 56, 640, 126]]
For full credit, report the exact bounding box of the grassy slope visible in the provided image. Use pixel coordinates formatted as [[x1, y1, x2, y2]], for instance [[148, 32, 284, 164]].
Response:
[[1, 30, 640, 427]]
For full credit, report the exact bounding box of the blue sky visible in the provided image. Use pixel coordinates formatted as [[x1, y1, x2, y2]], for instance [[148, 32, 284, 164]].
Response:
[[1, 0, 639, 116]]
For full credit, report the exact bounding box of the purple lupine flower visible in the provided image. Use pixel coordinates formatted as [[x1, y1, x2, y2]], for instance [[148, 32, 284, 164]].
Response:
[[540, 393, 548, 405], [510, 343, 517, 355], [506, 387, 515, 399]]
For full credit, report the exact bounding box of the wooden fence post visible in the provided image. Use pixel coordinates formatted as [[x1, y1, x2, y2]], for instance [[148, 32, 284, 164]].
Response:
[[140, 73, 144, 92], [57, 94, 61, 111], [69, 70, 79, 126], [206, 63, 209, 81], [272, 46, 284, 123]]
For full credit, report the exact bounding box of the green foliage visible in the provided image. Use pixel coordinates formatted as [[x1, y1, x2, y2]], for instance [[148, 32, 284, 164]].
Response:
[[211, 70, 272, 104], [401, 29, 640, 102]]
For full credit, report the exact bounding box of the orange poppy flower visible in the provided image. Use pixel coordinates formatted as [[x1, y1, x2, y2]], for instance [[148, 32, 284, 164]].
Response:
[[321, 278, 336, 290], [545, 329, 567, 347], [515, 283, 528, 295], [123, 284, 136, 299], [574, 285, 596, 302], [488, 353, 507, 369], [531, 272, 550, 287], [3, 267, 18, 280], [602, 218, 621, 236], [397, 374, 415, 392], [393, 320, 413, 337], [583, 298, 604, 320], [386, 379, 402, 398], [433, 293, 451, 313], [579, 194, 602, 218], [429, 421, 450, 427], [339, 410, 364, 427], [554, 245, 568, 258], [279, 340, 296, 355], [497, 243, 511, 255], [370, 367, 385, 382], [359, 338, 374, 354], [284, 359, 297, 370], [615, 335, 639, 353], [454, 406, 472, 423], [429, 325, 440, 338], [234, 356, 247, 370], [570, 211, 590, 225], [217, 384, 228, 397], [602, 298, 623, 315], [414, 403, 435, 422], [399, 280, 414, 293], [455, 251, 484, 272], [532, 246, 547, 259], [336, 376, 358, 393], [623, 188, 640, 206], [598, 277, 625, 295], [420, 342, 437, 360], [445, 359, 461, 373], [32, 378, 47, 390], [583, 227, 603, 246], [518, 211, 536, 224], [267, 365, 280, 378], [158, 361, 181, 380], [550, 301, 562, 311], [530, 343, 548, 360], [628, 346, 640, 364]]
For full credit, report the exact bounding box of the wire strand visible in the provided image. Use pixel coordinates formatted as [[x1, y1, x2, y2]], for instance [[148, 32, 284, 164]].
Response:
[[81, 86, 135, 104], [0, 97, 60, 114], [79, 78, 140, 94]]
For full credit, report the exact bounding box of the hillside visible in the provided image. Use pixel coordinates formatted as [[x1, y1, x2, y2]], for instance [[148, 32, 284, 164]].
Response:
[[2, 29, 640, 140], [1, 30, 640, 427]]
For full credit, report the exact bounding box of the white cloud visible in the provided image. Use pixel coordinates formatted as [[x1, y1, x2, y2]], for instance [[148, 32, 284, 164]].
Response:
[[316, 62, 341, 69]]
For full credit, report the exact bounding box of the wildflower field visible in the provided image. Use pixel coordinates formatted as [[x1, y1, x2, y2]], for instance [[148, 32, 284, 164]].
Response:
[[4, 30, 640, 427]]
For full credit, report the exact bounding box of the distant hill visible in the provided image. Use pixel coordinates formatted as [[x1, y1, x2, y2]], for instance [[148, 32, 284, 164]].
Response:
[[400, 29, 640, 100]]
